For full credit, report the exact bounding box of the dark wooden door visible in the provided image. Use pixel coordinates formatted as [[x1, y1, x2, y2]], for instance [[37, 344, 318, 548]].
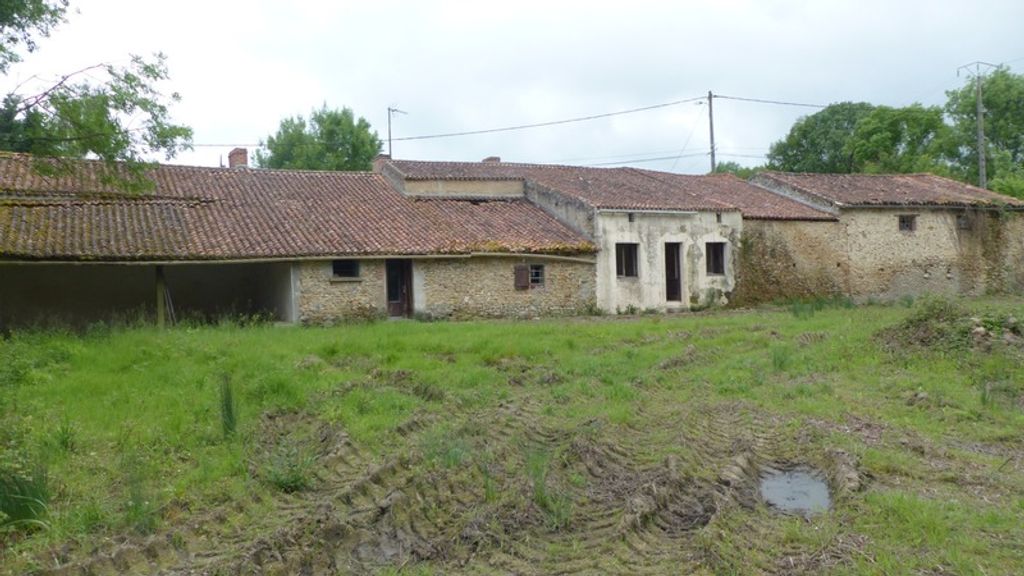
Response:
[[665, 243, 682, 302], [386, 260, 412, 317]]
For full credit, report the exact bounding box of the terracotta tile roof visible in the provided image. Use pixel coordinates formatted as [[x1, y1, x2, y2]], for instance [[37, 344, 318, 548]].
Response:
[[387, 159, 834, 219], [628, 170, 835, 221], [753, 171, 1024, 209], [0, 153, 593, 261]]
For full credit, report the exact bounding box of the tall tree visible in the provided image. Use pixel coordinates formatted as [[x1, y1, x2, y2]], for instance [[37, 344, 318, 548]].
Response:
[[711, 160, 761, 179], [945, 67, 1024, 189], [846, 104, 952, 174], [254, 106, 381, 171], [0, 1, 192, 191], [766, 102, 875, 173]]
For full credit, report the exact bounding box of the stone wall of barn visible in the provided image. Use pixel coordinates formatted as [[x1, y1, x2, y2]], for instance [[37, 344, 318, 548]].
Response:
[[734, 209, 1024, 303], [295, 260, 388, 324], [294, 256, 596, 323], [413, 256, 596, 319], [732, 219, 848, 305]]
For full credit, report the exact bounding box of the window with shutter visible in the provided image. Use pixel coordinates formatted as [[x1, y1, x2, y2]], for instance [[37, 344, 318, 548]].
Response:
[[514, 264, 530, 290]]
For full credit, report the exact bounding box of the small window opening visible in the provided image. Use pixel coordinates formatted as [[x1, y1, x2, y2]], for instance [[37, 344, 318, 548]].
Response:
[[706, 242, 726, 275], [898, 214, 917, 232], [627, 212, 635, 223], [616, 243, 639, 277], [956, 213, 972, 231], [332, 260, 360, 278], [716, 212, 723, 224], [529, 264, 545, 287]]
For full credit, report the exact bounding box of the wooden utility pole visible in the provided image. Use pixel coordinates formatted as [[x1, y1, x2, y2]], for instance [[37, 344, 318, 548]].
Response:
[[974, 70, 987, 189], [958, 61, 997, 188], [387, 106, 407, 158], [707, 91, 716, 172]]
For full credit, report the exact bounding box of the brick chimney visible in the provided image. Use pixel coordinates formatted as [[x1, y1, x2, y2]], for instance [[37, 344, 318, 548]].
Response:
[[228, 147, 248, 168], [482, 156, 501, 163]]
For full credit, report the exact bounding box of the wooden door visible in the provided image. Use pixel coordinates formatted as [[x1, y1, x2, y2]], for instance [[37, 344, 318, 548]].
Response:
[[665, 243, 682, 302], [386, 260, 412, 317]]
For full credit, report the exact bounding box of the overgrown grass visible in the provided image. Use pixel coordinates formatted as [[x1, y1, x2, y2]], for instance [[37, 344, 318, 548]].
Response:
[[1, 297, 1024, 573]]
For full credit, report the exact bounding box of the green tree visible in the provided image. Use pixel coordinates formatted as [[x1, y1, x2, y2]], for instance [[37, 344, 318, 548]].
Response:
[[945, 67, 1024, 187], [712, 160, 762, 179], [766, 102, 875, 173], [0, 1, 192, 191], [846, 104, 952, 174], [254, 106, 382, 171]]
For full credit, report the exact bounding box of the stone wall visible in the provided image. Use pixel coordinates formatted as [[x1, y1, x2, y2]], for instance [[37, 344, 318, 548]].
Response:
[[734, 209, 1024, 304], [296, 260, 387, 324], [842, 208, 1024, 298], [295, 257, 595, 323], [414, 256, 595, 319], [733, 219, 847, 305]]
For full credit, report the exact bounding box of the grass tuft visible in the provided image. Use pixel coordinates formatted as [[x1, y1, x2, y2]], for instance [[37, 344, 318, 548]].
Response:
[[220, 375, 238, 438], [261, 444, 315, 493], [526, 450, 572, 531], [0, 463, 50, 532]]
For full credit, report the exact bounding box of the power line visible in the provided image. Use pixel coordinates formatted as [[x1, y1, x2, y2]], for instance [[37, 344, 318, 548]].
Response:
[[717, 152, 767, 159], [713, 94, 826, 108], [390, 95, 706, 142], [587, 152, 707, 167], [189, 92, 828, 150]]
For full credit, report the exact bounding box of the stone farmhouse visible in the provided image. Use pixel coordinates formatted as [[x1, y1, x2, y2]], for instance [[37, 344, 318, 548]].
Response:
[[740, 172, 1024, 302], [0, 150, 1021, 327]]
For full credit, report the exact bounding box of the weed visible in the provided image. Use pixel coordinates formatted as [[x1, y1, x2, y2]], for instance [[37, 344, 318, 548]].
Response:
[[526, 450, 572, 531], [220, 375, 238, 438], [122, 455, 157, 535], [261, 444, 315, 493], [770, 345, 792, 372], [51, 418, 76, 454], [878, 296, 970, 351], [0, 462, 49, 531]]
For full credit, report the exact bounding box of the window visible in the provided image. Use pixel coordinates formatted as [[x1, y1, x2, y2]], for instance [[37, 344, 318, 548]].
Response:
[[529, 264, 545, 287], [332, 260, 360, 278], [627, 212, 635, 223], [715, 212, 723, 224], [706, 242, 726, 275], [956, 213, 972, 231], [898, 214, 917, 232], [616, 243, 639, 277]]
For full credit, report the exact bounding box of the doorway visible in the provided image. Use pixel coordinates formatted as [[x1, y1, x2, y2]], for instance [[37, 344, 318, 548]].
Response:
[[665, 243, 682, 302], [386, 259, 413, 317]]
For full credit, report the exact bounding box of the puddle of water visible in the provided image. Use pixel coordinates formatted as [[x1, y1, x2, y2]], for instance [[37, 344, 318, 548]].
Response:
[[759, 466, 831, 517]]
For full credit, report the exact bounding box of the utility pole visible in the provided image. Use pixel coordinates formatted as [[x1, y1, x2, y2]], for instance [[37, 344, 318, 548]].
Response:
[[707, 91, 716, 172], [387, 106, 407, 158], [957, 61, 997, 188]]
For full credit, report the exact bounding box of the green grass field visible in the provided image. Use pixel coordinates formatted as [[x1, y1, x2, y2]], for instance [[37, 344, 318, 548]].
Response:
[[2, 297, 1024, 574]]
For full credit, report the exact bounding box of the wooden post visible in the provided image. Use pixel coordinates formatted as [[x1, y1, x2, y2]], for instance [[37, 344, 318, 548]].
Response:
[[156, 265, 166, 329]]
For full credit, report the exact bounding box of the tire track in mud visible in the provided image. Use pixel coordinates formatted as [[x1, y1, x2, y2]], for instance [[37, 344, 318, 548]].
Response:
[[40, 395, 860, 575]]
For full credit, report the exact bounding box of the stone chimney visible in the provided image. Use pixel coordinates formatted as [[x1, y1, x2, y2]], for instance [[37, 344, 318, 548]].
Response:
[[228, 147, 248, 168], [482, 156, 501, 163]]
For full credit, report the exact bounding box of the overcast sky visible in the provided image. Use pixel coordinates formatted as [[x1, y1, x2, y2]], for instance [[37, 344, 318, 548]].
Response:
[[6, 0, 1023, 174]]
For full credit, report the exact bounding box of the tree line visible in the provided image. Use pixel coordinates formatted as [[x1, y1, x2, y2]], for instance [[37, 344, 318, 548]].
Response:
[[719, 69, 1024, 197]]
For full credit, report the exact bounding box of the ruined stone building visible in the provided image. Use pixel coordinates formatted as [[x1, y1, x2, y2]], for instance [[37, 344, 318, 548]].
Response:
[[0, 150, 1021, 327]]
